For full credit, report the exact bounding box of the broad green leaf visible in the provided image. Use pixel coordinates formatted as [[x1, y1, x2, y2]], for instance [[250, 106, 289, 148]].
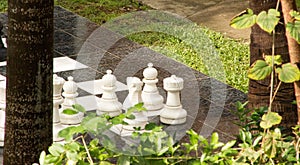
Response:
[[277, 63, 300, 83], [264, 55, 282, 65], [62, 109, 78, 115], [256, 9, 280, 33], [230, 8, 257, 29], [65, 142, 80, 151], [44, 155, 60, 164], [221, 140, 236, 151], [290, 10, 300, 20], [260, 112, 282, 129], [248, 60, 272, 80], [66, 150, 78, 161], [72, 104, 86, 113], [49, 143, 65, 156], [39, 151, 46, 165], [286, 21, 300, 43], [58, 126, 85, 142], [211, 132, 219, 145]]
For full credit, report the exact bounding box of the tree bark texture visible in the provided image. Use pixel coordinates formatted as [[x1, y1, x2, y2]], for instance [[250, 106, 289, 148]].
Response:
[[248, 0, 297, 128], [4, 0, 53, 164], [280, 0, 300, 124]]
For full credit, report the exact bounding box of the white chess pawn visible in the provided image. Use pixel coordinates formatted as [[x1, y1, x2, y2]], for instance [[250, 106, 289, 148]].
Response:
[[97, 70, 122, 117], [160, 75, 187, 125], [60, 76, 84, 125], [123, 77, 148, 131], [141, 63, 164, 116]]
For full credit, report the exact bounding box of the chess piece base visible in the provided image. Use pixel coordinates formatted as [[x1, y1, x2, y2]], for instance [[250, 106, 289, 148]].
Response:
[[160, 105, 187, 125], [60, 112, 84, 125]]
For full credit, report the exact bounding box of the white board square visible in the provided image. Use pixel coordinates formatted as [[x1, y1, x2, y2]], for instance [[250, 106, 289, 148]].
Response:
[[53, 57, 88, 73], [75, 95, 100, 111], [77, 79, 127, 95]]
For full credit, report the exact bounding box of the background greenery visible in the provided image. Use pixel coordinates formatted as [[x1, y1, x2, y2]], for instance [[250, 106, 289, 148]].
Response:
[[0, 0, 250, 92]]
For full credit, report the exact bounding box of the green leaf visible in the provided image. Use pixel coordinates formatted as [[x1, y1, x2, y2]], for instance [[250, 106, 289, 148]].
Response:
[[256, 9, 280, 33], [62, 109, 78, 115], [230, 8, 257, 29], [66, 150, 78, 161], [49, 143, 65, 156], [211, 132, 219, 145], [277, 63, 300, 83], [248, 60, 272, 80], [145, 122, 157, 130], [286, 21, 300, 43], [44, 155, 60, 164], [260, 112, 282, 129], [39, 151, 46, 165], [117, 155, 130, 165], [221, 140, 236, 151], [72, 104, 86, 113], [290, 10, 300, 20], [264, 55, 282, 65]]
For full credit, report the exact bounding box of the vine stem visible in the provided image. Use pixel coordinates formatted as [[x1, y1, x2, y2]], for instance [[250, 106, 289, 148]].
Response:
[[76, 135, 94, 165], [271, 81, 282, 103]]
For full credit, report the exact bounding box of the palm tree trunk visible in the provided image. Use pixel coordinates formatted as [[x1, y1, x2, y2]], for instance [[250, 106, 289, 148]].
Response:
[[248, 0, 297, 129], [280, 0, 300, 124], [3, 0, 54, 164]]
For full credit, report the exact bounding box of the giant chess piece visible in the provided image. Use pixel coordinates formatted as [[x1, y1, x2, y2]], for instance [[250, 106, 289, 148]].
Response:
[[97, 70, 122, 117], [60, 76, 84, 125], [123, 77, 148, 131], [160, 75, 187, 125], [53, 74, 65, 141], [141, 63, 164, 116]]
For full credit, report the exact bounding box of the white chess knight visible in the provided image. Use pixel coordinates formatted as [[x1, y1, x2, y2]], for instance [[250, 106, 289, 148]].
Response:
[[141, 63, 164, 115], [97, 70, 122, 117], [160, 75, 187, 125], [123, 77, 148, 131], [60, 76, 84, 125]]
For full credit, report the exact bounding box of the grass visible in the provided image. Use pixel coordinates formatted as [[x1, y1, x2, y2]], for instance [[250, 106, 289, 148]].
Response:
[[0, 0, 250, 93]]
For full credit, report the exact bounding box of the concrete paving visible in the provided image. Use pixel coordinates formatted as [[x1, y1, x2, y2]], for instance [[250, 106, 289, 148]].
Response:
[[141, 0, 250, 40]]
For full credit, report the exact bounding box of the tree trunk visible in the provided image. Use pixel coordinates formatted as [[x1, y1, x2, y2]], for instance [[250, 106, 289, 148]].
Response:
[[3, 0, 54, 164], [248, 0, 297, 129], [280, 0, 300, 124]]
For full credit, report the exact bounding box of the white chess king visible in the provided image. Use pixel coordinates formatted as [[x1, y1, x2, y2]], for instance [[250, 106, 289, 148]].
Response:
[[160, 75, 187, 125]]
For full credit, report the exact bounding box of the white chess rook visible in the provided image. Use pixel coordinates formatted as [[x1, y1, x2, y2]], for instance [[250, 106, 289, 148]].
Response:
[[160, 75, 187, 125], [141, 63, 164, 115], [60, 76, 84, 125], [97, 70, 122, 117], [123, 77, 148, 131]]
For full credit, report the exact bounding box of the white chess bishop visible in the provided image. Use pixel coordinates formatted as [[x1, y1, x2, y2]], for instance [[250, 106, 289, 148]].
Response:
[[141, 63, 164, 116], [160, 75, 187, 125], [123, 77, 148, 131], [97, 70, 122, 117], [60, 76, 84, 125]]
